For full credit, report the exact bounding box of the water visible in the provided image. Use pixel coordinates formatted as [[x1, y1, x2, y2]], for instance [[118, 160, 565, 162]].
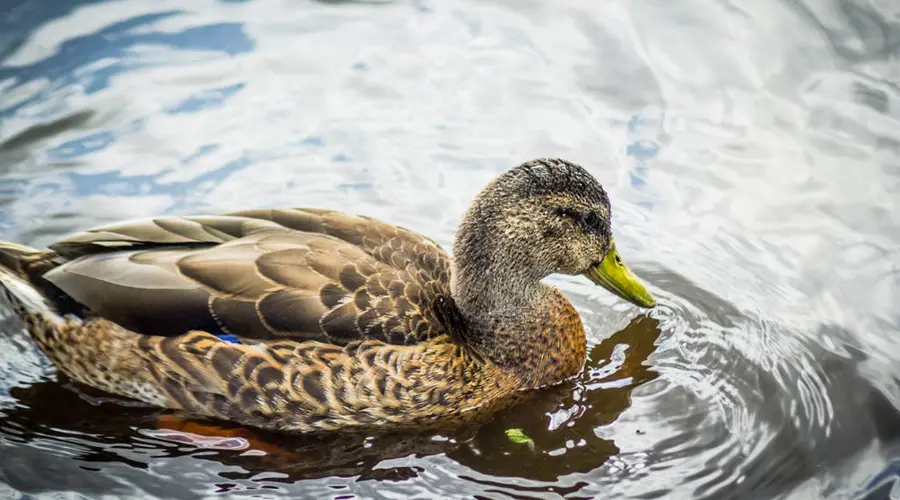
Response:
[[0, 0, 899, 498]]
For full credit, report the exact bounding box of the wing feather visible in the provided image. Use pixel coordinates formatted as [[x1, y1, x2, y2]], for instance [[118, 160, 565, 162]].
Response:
[[39, 209, 452, 345]]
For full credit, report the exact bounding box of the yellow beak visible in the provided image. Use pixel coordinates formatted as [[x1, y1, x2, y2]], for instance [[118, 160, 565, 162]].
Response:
[[583, 240, 656, 308]]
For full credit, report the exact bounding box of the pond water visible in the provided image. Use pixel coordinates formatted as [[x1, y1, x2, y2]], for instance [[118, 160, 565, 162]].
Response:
[[1, 0, 899, 498]]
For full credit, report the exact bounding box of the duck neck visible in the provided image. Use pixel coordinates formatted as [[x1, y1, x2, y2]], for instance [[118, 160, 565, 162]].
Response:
[[449, 200, 546, 315], [450, 224, 586, 388]]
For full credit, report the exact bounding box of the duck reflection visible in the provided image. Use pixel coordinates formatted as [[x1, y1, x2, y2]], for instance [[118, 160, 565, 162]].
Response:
[[5, 315, 661, 483]]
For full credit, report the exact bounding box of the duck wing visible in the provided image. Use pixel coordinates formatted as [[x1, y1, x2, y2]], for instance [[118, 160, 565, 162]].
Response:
[[42, 208, 453, 345]]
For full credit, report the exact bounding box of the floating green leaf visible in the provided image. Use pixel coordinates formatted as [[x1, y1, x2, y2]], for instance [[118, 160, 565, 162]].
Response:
[[505, 428, 534, 449]]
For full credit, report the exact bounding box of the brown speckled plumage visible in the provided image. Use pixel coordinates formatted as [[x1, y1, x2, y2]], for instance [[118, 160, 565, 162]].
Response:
[[0, 158, 631, 433]]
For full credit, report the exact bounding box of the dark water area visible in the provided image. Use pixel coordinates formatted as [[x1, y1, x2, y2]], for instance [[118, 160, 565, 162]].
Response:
[[1, 0, 899, 498]]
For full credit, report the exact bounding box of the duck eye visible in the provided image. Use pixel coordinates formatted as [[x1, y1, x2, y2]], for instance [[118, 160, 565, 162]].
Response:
[[554, 208, 603, 234], [581, 212, 599, 230]]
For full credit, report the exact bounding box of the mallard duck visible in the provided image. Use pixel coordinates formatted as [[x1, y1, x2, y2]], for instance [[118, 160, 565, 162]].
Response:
[[0, 158, 655, 433]]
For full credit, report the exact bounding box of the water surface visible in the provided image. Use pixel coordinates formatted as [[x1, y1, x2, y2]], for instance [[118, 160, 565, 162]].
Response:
[[1, 0, 899, 498]]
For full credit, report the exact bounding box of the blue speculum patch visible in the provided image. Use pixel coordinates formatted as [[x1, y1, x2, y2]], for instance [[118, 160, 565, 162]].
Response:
[[214, 333, 241, 344]]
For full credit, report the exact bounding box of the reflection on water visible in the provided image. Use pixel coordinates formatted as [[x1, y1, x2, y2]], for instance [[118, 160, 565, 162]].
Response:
[[1, 0, 899, 498]]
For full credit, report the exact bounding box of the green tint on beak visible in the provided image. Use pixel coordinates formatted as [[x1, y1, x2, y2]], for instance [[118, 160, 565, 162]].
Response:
[[584, 240, 656, 308]]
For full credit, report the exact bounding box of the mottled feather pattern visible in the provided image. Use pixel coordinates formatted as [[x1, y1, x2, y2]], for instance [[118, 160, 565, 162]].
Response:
[[0, 208, 519, 431], [41, 208, 452, 345], [0, 159, 615, 432], [13, 306, 516, 432], [135, 331, 515, 432]]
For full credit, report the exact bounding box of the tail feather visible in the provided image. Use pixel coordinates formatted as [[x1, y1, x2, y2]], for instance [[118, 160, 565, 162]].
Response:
[[0, 241, 38, 279], [0, 241, 62, 321], [1, 267, 61, 322], [0, 241, 86, 321]]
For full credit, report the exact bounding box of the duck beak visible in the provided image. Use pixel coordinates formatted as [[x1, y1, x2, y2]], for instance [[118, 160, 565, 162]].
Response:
[[583, 240, 656, 308]]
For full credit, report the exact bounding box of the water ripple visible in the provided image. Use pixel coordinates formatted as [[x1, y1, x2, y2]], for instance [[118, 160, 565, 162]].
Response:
[[1, 0, 900, 499]]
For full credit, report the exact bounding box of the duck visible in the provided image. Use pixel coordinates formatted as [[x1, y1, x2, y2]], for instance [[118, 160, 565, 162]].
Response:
[[0, 158, 655, 433]]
